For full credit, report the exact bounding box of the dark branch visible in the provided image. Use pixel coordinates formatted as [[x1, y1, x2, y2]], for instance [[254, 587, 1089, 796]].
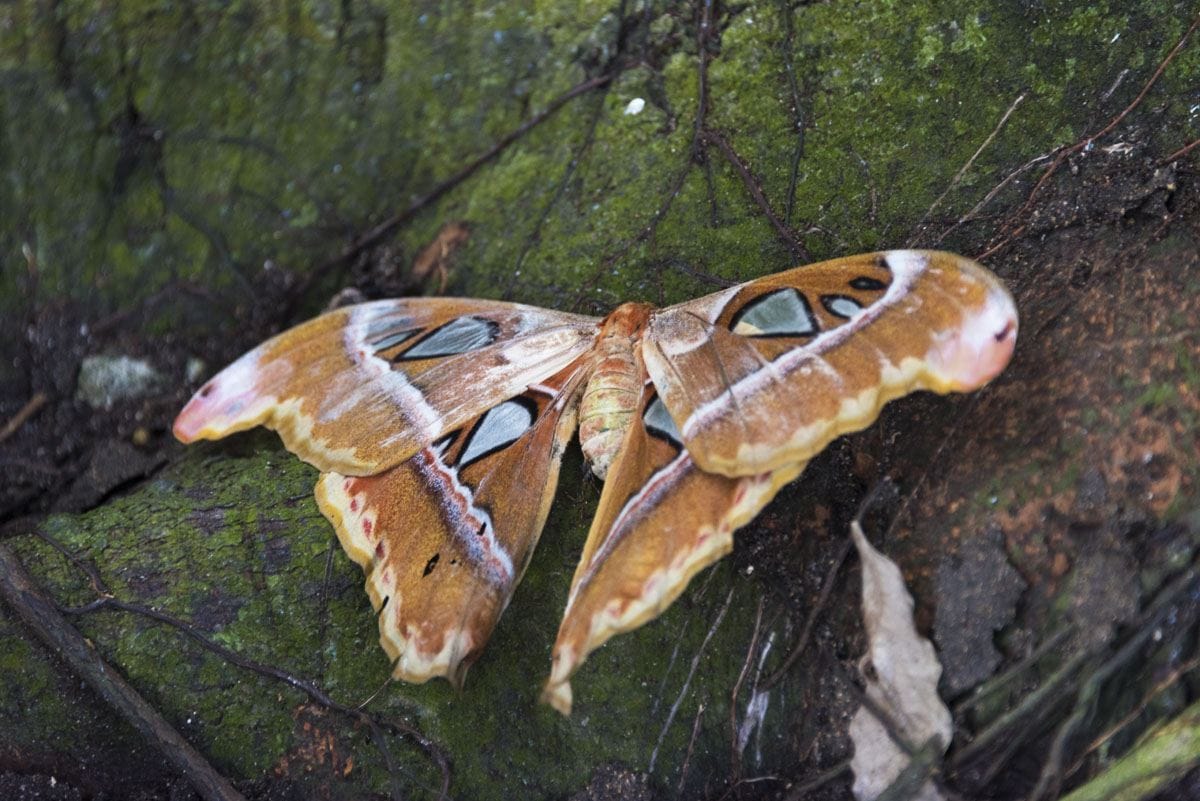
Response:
[[0, 543, 247, 801], [287, 70, 619, 315]]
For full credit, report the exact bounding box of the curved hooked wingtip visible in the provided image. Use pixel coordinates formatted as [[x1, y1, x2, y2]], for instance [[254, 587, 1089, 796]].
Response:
[[173, 382, 219, 443], [172, 348, 274, 443], [923, 261, 1019, 391]]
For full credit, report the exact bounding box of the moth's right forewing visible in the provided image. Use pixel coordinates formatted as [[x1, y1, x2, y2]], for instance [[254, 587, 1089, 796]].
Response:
[[175, 298, 599, 474]]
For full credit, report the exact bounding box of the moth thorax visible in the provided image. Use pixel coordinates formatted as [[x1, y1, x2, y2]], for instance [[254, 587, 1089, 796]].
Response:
[[579, 303, 653, 481]]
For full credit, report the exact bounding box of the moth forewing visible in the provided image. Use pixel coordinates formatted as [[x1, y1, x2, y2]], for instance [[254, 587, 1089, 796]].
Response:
[[643, 250, 1017, 478], [176, 299, 599, 475]]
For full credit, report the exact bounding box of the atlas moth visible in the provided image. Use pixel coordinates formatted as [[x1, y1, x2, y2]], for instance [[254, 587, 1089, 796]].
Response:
[[174, 249, 1017, 714]]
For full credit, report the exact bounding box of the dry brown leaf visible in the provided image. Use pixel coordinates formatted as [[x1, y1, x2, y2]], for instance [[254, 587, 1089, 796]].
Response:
[[411, 220, 471, 293], [848, 520, 951, 801]]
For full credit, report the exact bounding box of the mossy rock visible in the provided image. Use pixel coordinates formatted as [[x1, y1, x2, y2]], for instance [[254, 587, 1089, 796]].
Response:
[[3, 431, 790, 798]]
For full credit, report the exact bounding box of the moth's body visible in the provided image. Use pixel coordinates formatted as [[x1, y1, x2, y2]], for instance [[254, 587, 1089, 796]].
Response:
[[173, 250, 1018, 715], [578, 302, 653, 480]]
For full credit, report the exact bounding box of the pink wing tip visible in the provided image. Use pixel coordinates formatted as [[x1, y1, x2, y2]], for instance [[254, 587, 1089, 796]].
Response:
[[173, 349, 272, 443], [173, 381, 223, 442], [932, 286, 1019, 390]]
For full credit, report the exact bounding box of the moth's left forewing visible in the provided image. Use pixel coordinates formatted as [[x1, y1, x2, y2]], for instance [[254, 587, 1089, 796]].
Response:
[[643, 250, 1018, 477], [316, 363, 587, 686], [542, 378, 804, 715]]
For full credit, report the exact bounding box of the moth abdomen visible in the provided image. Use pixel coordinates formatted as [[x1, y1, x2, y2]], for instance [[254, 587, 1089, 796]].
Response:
[[579, 302, 654, 480]]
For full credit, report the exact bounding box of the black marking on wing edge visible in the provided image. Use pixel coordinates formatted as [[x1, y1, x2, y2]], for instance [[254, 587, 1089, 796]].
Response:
[[433, 431, 460, 455], [397, 316, 501, 360], [643, 396, 684, 451], [821, 294, 865, 319], [371, 329, 420, 353], [849, 276, 888, 291], [423, 553, 440, 577], [729, 288, 819, 338], [457, 396, 539, 469]]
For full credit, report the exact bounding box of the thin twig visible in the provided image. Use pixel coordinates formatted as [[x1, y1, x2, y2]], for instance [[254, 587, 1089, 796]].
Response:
[[703, 127, 810, 260], [881, 402, 973, 545], [662, 257, 739, 289], [952, 626, 1073, 714], [1090, 328, 1200, 352], [873, 737, 945, 801], [694, 0, 714, 147], [0, 392, 48, 445], [504, 82, 611, 300], [649, 584, 736, 773], [760, 536, 853, 690], [779, 759, 851, 801], [83, 595, 451, 798], [763, 479, 898, 690], [34, 528, 109, 596], [287, 70, 617, 314], [981, 11, 1200, 260], [363, 720, 408, 801], [677, 702, 706, 797], [0, 543, 248, 801], [1027, 564, 1200, 801], [1158, 136, 1200, 167], [1065, 654, 1200, 782], [92, 281, 227, 337], [778, 0, 808, 226], [909, 92, 1026, 247], [714, 774, 783, 801], [950, 648, 1093, 769], [1018, 11, 1198, 215], [651, 568, 717, 717], [937, 151, 1055, 248], [574, 0, 719, 309], [729, 596, 764, 778]]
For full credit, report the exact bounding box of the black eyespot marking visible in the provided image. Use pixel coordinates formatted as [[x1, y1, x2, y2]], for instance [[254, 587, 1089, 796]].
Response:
[[876, 253, 892, 272], [457, 397, 539, 468], [380, 596, 390, 610], [849, 276, 887, 291], [396, 316, 501, 361], [477, 522, 487, 537], [821, 294, 865, 319], [729, 288, 818, 337], [423, 553, 440, 577]]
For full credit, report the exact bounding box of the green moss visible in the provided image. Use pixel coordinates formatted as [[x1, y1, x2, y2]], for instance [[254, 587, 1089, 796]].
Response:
[[6, 0, 1198, 326], [1175, 344, 1200, 390], [3, 435, 785, 798], [1135, 382, 1179, 409]]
